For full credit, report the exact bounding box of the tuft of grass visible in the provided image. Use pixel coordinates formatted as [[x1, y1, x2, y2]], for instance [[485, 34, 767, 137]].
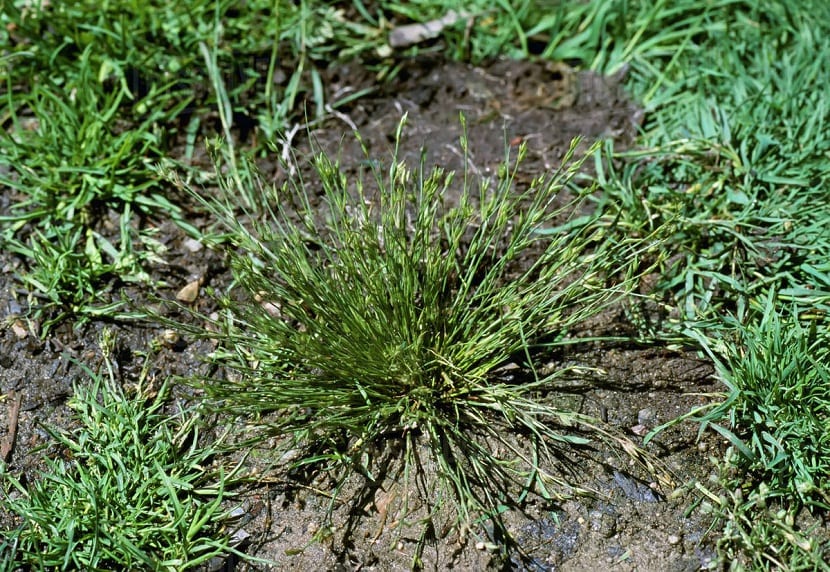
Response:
[[686, 294, 830, 511], [0, 47, 198, 332], [696, 450, 830, 572], [163, 117, 664, 557], [0, 331, 245, 571], [649, 292, 830, 570]]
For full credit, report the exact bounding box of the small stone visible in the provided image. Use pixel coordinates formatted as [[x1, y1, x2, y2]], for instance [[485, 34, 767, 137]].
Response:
[[176, 279, 201, 303], [261, 301, 281, 318], [230, 528, 251, 545], [668, 533, 682, 545], [159, 329, 180, 347], [280, 449, 302, 463], [638, 407, 656, 426], [205, 556, 226, 572], [183, 237, 203, 253], [631, 424, 648, 437], [11, 319, 28, 339], [6, 299, 21, 315]]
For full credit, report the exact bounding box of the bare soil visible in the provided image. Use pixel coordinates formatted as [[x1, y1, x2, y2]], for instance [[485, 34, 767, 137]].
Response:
[[0, 57, 723, 571]]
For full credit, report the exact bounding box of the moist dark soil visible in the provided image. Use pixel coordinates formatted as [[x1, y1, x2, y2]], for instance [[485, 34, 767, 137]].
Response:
[[1, 57, 722, 571]]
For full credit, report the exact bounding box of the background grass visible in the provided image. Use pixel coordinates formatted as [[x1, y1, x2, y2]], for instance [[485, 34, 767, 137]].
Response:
[[2, 0, 830, 569], [0, 332, 244, 571], [595, 1, 830, 567]]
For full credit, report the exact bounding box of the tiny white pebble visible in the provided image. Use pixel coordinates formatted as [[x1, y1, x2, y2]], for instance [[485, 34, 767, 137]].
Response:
[[11, 320, 28, 339], [183, 237, 203, 252], [631, 424, 648, 436], [176, 278, 201, 303]]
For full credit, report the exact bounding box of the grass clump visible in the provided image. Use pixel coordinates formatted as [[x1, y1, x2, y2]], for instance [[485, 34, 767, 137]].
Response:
[[692, 301, 830, 506], [166, 118, 661, 555], [676, 294, 830, 569], [0, 332, 243, 571], [0, 56, 183, 331], [698, 451, 830, 572]]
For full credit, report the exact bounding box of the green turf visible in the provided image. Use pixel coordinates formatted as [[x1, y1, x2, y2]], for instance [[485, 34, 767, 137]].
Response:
[[0, 331, 245, 570]]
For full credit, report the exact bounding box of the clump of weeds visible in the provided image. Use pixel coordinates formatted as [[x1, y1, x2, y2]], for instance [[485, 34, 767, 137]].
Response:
[[669, 293, 830, 570]]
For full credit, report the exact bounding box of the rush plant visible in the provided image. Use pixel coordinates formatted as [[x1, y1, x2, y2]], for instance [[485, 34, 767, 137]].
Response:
[[165, 117, 662, 559]]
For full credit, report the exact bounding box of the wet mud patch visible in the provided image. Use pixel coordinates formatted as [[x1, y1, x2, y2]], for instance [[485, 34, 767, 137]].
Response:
[[1, 57, 721, 570]]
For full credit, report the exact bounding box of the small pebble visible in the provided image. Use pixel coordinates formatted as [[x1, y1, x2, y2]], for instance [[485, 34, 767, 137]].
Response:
[[6, 299, 21, 315], [11, 319, 28, 339], [261, 301, 281, 318], [638, 407, 656, 426], [205, 556, 226, 572], [176, 278, 201, 303], [183, 237, 204, 253], [631, 424, 648, 437], [159, 329, 180, 347], [231, 528, 251, 545], [668, 533, 682, 545]]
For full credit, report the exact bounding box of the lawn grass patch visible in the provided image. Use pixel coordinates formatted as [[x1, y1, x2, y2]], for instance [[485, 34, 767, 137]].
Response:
[[161, 119, 664, 560], [0, 331, 247, 571], [603, 0, 830, 322], [592, 1, 830, 567], [1, 0, 376, 329], [678, 294, 830, 569], [0, 51, 187, 331]]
